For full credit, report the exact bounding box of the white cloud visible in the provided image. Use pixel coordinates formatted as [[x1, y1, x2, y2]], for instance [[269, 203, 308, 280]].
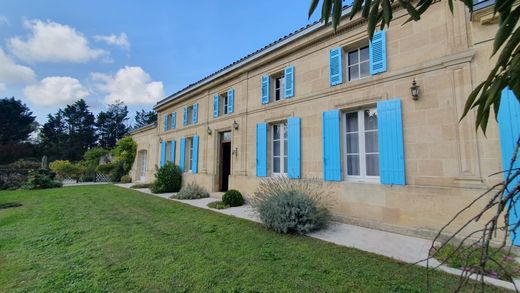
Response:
[[92, 66, 163, 105], [23, 76, 89, 106], [94, 33, 130, 50], [7, 19, 107, 63], [0, 83, 6, 92], [0, 48, 36, 89], [0, 16, 8, 26]]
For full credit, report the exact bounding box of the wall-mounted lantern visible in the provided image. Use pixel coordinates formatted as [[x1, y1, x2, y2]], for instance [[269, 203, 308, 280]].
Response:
[[411, 79, 420, 101], [207, 126, 212, 135], [233, 120, 239, 130]]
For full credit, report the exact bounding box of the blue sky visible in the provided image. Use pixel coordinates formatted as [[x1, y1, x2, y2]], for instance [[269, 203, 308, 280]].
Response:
[[0, 0, 319, 124]]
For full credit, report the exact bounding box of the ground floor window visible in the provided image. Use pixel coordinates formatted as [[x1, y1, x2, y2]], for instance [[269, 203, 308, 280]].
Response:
[[271, 122, 288, 175], [138, 150, 147, 181], [187, 137, 194, 172], [344, 108, 379, 180]]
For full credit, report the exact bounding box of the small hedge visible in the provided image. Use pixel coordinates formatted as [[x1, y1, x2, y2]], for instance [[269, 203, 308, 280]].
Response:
[[172, 183, 209, 199], [207, 200, 229, 209], [151, 162, 182, 193], [120, 175, 132, 183], [252, 177, 330, 234], [21, 169, 62, 190], [222, 189, 244, 207]]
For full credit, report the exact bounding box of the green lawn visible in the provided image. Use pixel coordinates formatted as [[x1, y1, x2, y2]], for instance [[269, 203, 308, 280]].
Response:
[[0, 185, 508, 292]]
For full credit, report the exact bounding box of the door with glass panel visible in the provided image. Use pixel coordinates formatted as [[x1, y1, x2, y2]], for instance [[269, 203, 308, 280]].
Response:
[[138, 150, 147, 182], [271, 122, 288, 176]]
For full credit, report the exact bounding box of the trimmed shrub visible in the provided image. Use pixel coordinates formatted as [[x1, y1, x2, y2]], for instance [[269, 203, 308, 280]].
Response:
[[173, 183, 209, 199], [252, 177, 330, 234], [222, 189, 244, 207], [120, 175, 132, 183], [150, 162, 182, 193], [21, 169, 62, 190], [49, 160, 83, 181], [207, 200, 229, 209], [130, 183, 151, 189]]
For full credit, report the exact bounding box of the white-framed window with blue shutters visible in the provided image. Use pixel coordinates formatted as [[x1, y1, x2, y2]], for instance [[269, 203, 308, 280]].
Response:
[[183, 103, 198, 126], [213, 89, 234, 118], [344, 108, 380, 182], [182, 135, 199, 173], [329, 30, 387, 87], [271, 122, 288, 176], [261, 66, 294, 105]]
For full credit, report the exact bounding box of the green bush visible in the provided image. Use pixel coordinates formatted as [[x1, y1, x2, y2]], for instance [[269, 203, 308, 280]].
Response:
[[113, 137, 137, 174], [172, 183, 209, 199], [0, 170, 29, 190], [7, 159, 41, 169], [96, 162, 116, 175], [130, 183, 151, 189], [21, 169, 62, 190], [150, 162, 182, 193], [120, 175, 132, 183], [222, 189, 244, 207], [49, 160, 83, 180], [252, 177, 330, 234], [207, 200, 229, 209]]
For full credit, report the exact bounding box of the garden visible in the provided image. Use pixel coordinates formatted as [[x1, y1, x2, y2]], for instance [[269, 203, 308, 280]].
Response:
[[0, 184, 508, 292]]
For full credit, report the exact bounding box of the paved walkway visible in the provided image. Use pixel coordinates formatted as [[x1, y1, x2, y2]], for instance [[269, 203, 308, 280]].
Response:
[[116, 183, 518, 291]]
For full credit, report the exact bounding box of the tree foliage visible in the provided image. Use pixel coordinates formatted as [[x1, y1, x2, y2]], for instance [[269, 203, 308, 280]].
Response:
[[96, 100, 130, 149], [309, 0, 519, 133], [134, 109, 157, 129], [112, 136, 137, 174], [0, 97, 36, 144]]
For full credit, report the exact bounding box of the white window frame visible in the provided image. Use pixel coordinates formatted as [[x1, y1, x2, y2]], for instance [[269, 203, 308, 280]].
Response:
[[220, 93, 229, 115], [343, 108, 379, 182], [271, 73, 285, 102], [271, 122, 288, 176], [346, 45, 370, 82], [186, 137, 194, 173]]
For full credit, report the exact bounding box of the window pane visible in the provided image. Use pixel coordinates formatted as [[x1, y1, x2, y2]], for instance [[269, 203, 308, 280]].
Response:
[[283, 124, 288, 139], [366, 154, 380, 176], [359, 46, 369, 62], [273, 141, 280, 156], [273, 125, 280, 139], [283, 140, 287, 156], [348, 50, 358, 64], [364, 109, 378, 130], [360, 61, 370, 78], [283, 156, 288, 173], [346, 112, 358, 132], [346, 133, 359, 153], [273, 157, 280, 173], [347, 155, 360, 175], [365, 131, 379, 153], [348, 65, 359, 80]]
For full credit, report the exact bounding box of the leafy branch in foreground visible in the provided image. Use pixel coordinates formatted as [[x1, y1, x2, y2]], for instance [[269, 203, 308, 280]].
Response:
[[309, 0, 519, 134]]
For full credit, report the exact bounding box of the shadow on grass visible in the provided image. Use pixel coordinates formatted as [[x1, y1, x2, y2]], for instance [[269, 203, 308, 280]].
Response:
[[0, 202, 23, 210]]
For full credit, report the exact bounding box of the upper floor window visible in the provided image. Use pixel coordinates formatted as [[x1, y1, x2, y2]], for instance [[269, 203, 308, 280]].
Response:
[[220, 93, 229, 115], [273, 74, 285, 102], [186, 106, 193, 125], [347, 46, 370, 81], [271, 122, 288, 175], [344, 108, 379, 180]]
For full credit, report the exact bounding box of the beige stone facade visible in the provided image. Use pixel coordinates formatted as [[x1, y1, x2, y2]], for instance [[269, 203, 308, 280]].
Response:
[[130, 2, 510, 240]]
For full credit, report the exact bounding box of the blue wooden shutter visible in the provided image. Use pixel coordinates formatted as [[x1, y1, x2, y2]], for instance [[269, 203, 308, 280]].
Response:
[[256, 123, 268, 176], [213, 95, 219, 118], [163, 115, 168, 131], [179, 137, 186, 172], [329, 48, 343, 86], [192, 103, 198, 124], [227, 88, 234, 114], [370, 30, 387, 75], [288, 117, 301, 179], [498, 87, 520, 245], [160, 140, 167, 167], [377, 99, 405, 185], [183, 106, 188, 126], [261, 75, 270, 104], [284, 66, 295, 98], [171, 112, 176, 129], [322, 110, 341, 181], [192, 135, 199, 173], [169, 140, 176, 164]]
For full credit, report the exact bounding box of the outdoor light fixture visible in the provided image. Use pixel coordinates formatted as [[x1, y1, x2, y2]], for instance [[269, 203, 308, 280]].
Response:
[[410, 78, 420, 101], [207, 126, 212, 135], [233, 120, 239, 130]]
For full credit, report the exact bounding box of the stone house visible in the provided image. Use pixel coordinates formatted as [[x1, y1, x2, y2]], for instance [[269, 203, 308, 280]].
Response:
[[129, 1, 519, 242]]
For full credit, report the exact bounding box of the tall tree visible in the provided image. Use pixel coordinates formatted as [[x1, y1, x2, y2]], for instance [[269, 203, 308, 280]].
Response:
[[0, 97, 35, 144], [134, 109, 157, 129], [96, 100, 130, 149], [63, 99, 97, 161], [40, 110, 68, 161]]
